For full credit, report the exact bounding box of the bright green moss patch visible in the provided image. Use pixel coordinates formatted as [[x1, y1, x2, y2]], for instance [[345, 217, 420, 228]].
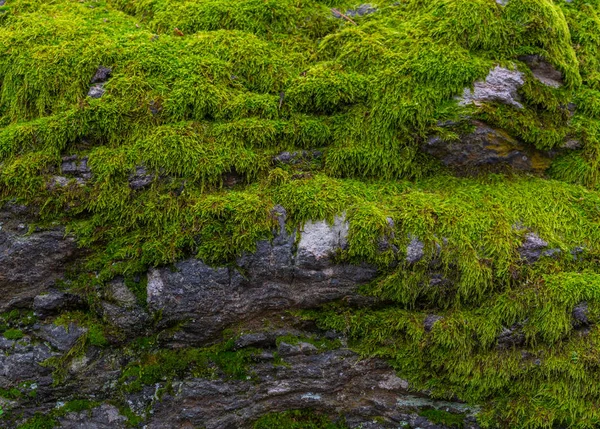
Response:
[[3, 329, 23, 341], [419, 409, 465, 429], [119, 339, 258, 393], [253, 409, 348, 429]]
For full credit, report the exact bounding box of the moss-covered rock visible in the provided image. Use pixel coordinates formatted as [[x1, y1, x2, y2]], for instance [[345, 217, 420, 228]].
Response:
[[1, 0, 600, 428]]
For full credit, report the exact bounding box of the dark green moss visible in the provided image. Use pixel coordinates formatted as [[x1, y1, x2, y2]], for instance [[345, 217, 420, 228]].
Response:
[[3, 329, 23, 341], [419, 409, 465, 428], [253, 409, 348, 429]]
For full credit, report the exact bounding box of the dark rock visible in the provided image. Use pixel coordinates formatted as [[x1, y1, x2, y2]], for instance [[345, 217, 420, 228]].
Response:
[[33, 291, 84, 318], [58, 404, 127, 429], [128, 166, 155, 190], [277, 341, 318, 356], [459, 66, 525, 109], [497, 323, 525, 349], [272, 150, 322, 165], [38, 323, 87, 352], [423, 121, 551, 174], [146, 211, 377, 344], [145, 349, 476, 429], [61, 155, 92, 179], [234, 333, 273, 350], [88, 83, 106, 98], [0, 336, 56, 388], [90, 66, 112, 84], [100, 302, 150, 334], [0, 204, 82, 312], [333, 4, 377, 18], [424, 315, 443, 332], [518, 55, 563, 88], [406, 236, 425, 264], [518, 233, 548, 263], [572, 302, 589, 327]]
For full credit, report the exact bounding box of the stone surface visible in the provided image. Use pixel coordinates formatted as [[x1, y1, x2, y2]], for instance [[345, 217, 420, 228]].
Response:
[[33, 291, 84, 318], [406, 236, 425, 264], [38, 323, 87, 352], [0, 204, 82, 311], [573, 302, 589, 327], [423, 121, 551, 173], [519, 55, 563, 88], [147, 210, 376, 344], [128, 166, 155, 190], [58, 404, 127, 429], [518, 233, 549, 263], [459, 66, 525, 109], [88, 83, 106, 99], [90, 66, 112, 84], [145, 349, 477, 429], [333, 4, 377, 18]]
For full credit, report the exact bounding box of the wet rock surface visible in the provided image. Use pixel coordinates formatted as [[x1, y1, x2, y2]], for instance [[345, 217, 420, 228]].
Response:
[[0, 204, 82, 311], [459, 66, 525, 109], [423, 121, 552, 173], [146, 349, 478, 429], [147, 210, 377, 343], [519, 55, 563, 88]]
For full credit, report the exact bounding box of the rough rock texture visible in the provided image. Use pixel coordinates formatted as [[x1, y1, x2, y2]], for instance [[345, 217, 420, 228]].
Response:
[[519, 55, 564, 88], [147, 210, 376, 344], [423, 121, 552, 173], [59, 404, 127, 429], [458, 66, 525, 109], [145, 349, 479, 429], [0, 204, 82, 311]]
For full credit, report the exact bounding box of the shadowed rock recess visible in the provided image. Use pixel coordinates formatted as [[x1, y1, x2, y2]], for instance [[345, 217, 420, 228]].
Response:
[[1, 0, 600, 428]]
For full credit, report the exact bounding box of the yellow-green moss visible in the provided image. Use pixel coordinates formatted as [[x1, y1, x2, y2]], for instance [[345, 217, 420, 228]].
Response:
[[1, 1, 600, 428]]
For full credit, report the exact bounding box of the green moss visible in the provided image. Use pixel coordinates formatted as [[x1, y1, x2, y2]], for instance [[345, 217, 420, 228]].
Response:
[[16, 413, 56, 429], [253, 409, 348, 429], [1, 1, 600, 427], [3, 329, 23, 341], [419, 409, 465, 428], [119, 339, 258, 393]]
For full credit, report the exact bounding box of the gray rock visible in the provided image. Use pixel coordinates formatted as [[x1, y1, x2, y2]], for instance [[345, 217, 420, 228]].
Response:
[[277, 341, 318, 356], [61, 155, 92, 179], [145, 349, 476, 429], [519, 55, 563, 88], [234, 333, 273, 350], [573, 302, 589, 327], [100, 302, 150, 334], [104, 277, 137, 307], [333, 4, 377, 18], [128, 166, 155, 190], [519, 233, 548, 263], [423, 121, 551, 173], [0, 336, 55, 389], [88, 83, 106, 98], [58, 404, 127, 429], [424, 315, 443, 332], [497, 323, 525, 349], [38, 323, 87, 352], [406, 236, 425, 264], [146, 209, 376, 344], [0, 204, 82, 312], [90, 66, 112, 84], [0, 1, 6, 6], [459, 66, 525, 109], [33, 291, 83, 318], [272, 150, 322, 165]]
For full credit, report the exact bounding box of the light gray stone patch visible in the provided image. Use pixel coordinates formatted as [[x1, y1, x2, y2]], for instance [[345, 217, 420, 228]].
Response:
[[459, 66, 525, 109]]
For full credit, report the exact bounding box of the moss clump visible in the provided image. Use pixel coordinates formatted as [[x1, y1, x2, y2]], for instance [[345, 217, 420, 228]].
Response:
[[253, 409, 348, 429], [3, 329, 23, 341], [419, 409, 465, 428]]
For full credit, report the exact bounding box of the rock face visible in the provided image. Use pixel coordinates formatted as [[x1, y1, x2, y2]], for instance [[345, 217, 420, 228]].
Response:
[[146, 349, 480, 429], [147, 210, 376, 344], [0, 204, 82, 311], [519, 55, 563, 88], [423, 121, 552, 173]]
